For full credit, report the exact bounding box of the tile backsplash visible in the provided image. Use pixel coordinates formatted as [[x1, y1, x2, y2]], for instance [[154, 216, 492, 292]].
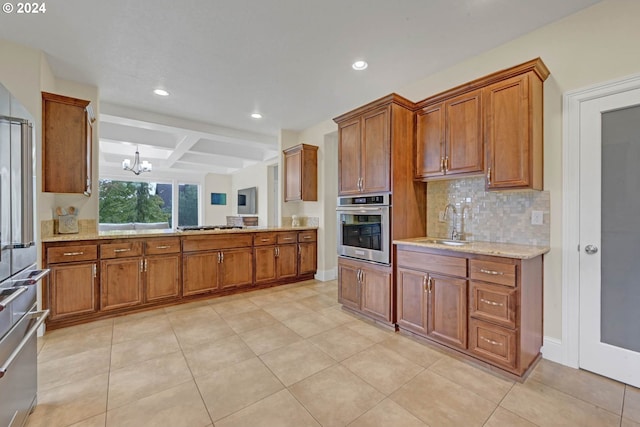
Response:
[[427, 177, 550, 246]]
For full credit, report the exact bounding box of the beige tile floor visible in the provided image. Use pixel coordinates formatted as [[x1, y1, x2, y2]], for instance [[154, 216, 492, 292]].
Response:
[[29, 279, 640, 427]]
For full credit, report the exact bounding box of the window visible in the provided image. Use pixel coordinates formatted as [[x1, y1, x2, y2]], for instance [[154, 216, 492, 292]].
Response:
[[99, 179, 171, 225], [178, 183, 199, 226]]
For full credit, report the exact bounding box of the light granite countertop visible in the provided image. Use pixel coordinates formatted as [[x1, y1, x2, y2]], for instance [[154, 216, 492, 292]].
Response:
[[393, 237, 550, 259], [41, 226, 318, 243]]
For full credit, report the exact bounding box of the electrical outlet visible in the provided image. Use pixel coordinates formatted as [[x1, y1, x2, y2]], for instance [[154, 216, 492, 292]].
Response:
[[438, 211, 446, 222], [531, 210, 544, 225]]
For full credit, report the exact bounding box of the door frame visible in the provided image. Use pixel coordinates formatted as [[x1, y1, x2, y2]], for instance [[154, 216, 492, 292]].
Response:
[[562, 72, 640, 368]]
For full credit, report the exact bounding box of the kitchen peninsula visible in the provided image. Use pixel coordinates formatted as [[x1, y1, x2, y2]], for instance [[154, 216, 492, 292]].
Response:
[[41, 226, 317, 330]]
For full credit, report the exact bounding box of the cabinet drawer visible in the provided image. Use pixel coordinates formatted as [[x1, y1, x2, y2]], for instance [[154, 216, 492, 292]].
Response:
[[469, 259, 516, 287], [469, 318, 517, 370], [182, 234, 253, 252], [469, 281, 517, 328], [254, 233, 277, 246], [101, 241, 143, 259], [277, 232, 297, 245], [145, 238, 180, 255], [396, 250, 466, 277], [297, 230, 317, 242], [47, 244, 97, 264]]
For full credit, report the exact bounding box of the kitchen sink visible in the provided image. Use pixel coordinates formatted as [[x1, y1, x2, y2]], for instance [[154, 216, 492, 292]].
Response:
[[425, 238, 469, 246]]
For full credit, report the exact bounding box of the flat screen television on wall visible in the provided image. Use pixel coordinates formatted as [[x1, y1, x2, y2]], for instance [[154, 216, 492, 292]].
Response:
[[237, 187, 257, 215]]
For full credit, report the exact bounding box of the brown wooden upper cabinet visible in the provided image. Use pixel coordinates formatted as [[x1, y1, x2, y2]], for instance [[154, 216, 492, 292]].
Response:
[[283, 143, 318, 201], [415, 90, 483, 179], [42, 92, 95, 195], [414, 58, 549, 190], [336, 104, 393, 195]]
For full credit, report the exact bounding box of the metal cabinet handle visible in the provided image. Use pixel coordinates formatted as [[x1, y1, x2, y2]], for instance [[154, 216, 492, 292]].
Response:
[[217, 252, 221, 263], [440, 157, 445, 173], [260, 238, 269, 242], [144, 259, 148, 272], [283, 237, 293, 241], [303, 236, 311, 239], [221, 252, 224, 263], [139, 259, 144, 272], [63, 251, 84, 256], [480, 298, 503, 307], [480, 336, 503, 346], [155, 245, 170, 249], [479, 269, 503, 275], [422, 276, 428, 292], [114, 248, 131, 253], [444, 156, 449, 172], [0, 286, 28, 312], [275, 247, 280, 257], [487, 167, 492, 185], [0, 309, 49, 378], [92, 263, 97, 278], [427, 276, 433, 293]]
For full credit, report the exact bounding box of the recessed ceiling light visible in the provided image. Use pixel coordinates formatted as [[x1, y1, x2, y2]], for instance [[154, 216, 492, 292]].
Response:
[[352, 60, 368, 71], [153, 88, 169, 96], [251, 113, 263, 119]]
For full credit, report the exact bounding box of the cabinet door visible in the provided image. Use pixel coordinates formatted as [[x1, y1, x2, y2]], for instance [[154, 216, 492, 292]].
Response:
[[427, 274, 468, 349], [484, 74, 531, 189], [219, 247, 254, 289], [360, 265, 392, 322], [338, 259, 360, 310], [42, 92, 92, 194], [445, 90, 483, 175], [338, 118, 361, 195], [100, 258, 143, 311], [416, 103, 445, 179], [254, 246, 277, 284], [49, 262, 97, 320], [360, 106, 390, 193], [396, 267, 428, 336], [145, 254, 180, 302], [183, 252, 219, 296], [276, 244, 298, 280], [298, 242, 317, 276], [284, 149, 302, 201]]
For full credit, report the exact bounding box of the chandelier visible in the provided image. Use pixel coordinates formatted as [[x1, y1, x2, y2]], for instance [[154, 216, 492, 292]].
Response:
[[122, 147, 152, 175]]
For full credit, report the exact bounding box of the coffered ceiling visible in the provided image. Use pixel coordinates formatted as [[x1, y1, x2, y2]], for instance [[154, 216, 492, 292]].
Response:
[[0, 0, 601, 176]]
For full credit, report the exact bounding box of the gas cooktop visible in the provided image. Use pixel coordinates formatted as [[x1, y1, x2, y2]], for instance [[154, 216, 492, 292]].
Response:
[[177, 225, 244, 231]]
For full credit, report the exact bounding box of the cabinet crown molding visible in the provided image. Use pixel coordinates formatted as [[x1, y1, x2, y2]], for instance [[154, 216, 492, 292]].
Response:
[[333, 93, 415, 124], [415, 57, 549, 109]]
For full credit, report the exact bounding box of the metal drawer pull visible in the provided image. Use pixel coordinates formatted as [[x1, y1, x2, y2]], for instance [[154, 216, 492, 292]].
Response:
[[487, 167, 492, 185], [260, 238, 270, 242], [479, 269, 504, 275], [0, 310, 49, 379], [480, 298, 503, 307], [0, 287, 28, 312], [114, 248, 131, 253], [155, 245, 170, 249], [303, 236, 311, 239], [283, 237, 293, 241], [480, 336, 503, 346], [63, 251, 84, 256]]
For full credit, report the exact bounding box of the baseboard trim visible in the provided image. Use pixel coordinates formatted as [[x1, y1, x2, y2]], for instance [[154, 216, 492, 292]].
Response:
[[542, 336, 563, 364], [314, 267, 337, 282]]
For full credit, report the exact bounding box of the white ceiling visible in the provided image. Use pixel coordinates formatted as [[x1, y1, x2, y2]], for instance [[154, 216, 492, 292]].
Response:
[[0, 0, 601, 176]]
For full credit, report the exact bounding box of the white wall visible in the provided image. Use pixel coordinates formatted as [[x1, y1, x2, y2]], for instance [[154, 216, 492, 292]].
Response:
[[204, 173, 233, 225], [230, 162, 269, 226]]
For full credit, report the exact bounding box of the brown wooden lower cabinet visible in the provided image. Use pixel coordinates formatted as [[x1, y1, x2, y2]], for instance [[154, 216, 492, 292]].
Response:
[[48, 262, 97, 320], [145, 254, 181, 302], [338, 257, 392, 323], [100, 257, 143, 311], [395, 244, 543, 377], [43, 230, 317, 330]]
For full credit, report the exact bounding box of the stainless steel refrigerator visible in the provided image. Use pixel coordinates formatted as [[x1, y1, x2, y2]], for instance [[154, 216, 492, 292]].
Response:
[[0, 82, 49, 427]]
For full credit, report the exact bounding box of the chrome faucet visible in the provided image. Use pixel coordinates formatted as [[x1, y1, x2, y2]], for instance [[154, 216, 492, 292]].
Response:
[[443, 203, 459, 240]]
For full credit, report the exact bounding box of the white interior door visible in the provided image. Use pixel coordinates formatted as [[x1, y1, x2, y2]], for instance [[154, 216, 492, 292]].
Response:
[[579, 88, 640, 387]]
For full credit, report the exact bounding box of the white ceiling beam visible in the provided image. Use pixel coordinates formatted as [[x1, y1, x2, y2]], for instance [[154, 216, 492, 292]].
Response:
[[164, 134, 200, 168]]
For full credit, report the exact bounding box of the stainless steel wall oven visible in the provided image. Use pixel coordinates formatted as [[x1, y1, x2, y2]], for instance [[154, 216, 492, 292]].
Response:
[[337, 193, 390, 265]]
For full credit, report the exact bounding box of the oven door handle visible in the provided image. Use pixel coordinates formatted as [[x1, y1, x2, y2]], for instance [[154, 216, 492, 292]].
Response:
[[0, 309, 49, 379], [336, 206, 386, 213]]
